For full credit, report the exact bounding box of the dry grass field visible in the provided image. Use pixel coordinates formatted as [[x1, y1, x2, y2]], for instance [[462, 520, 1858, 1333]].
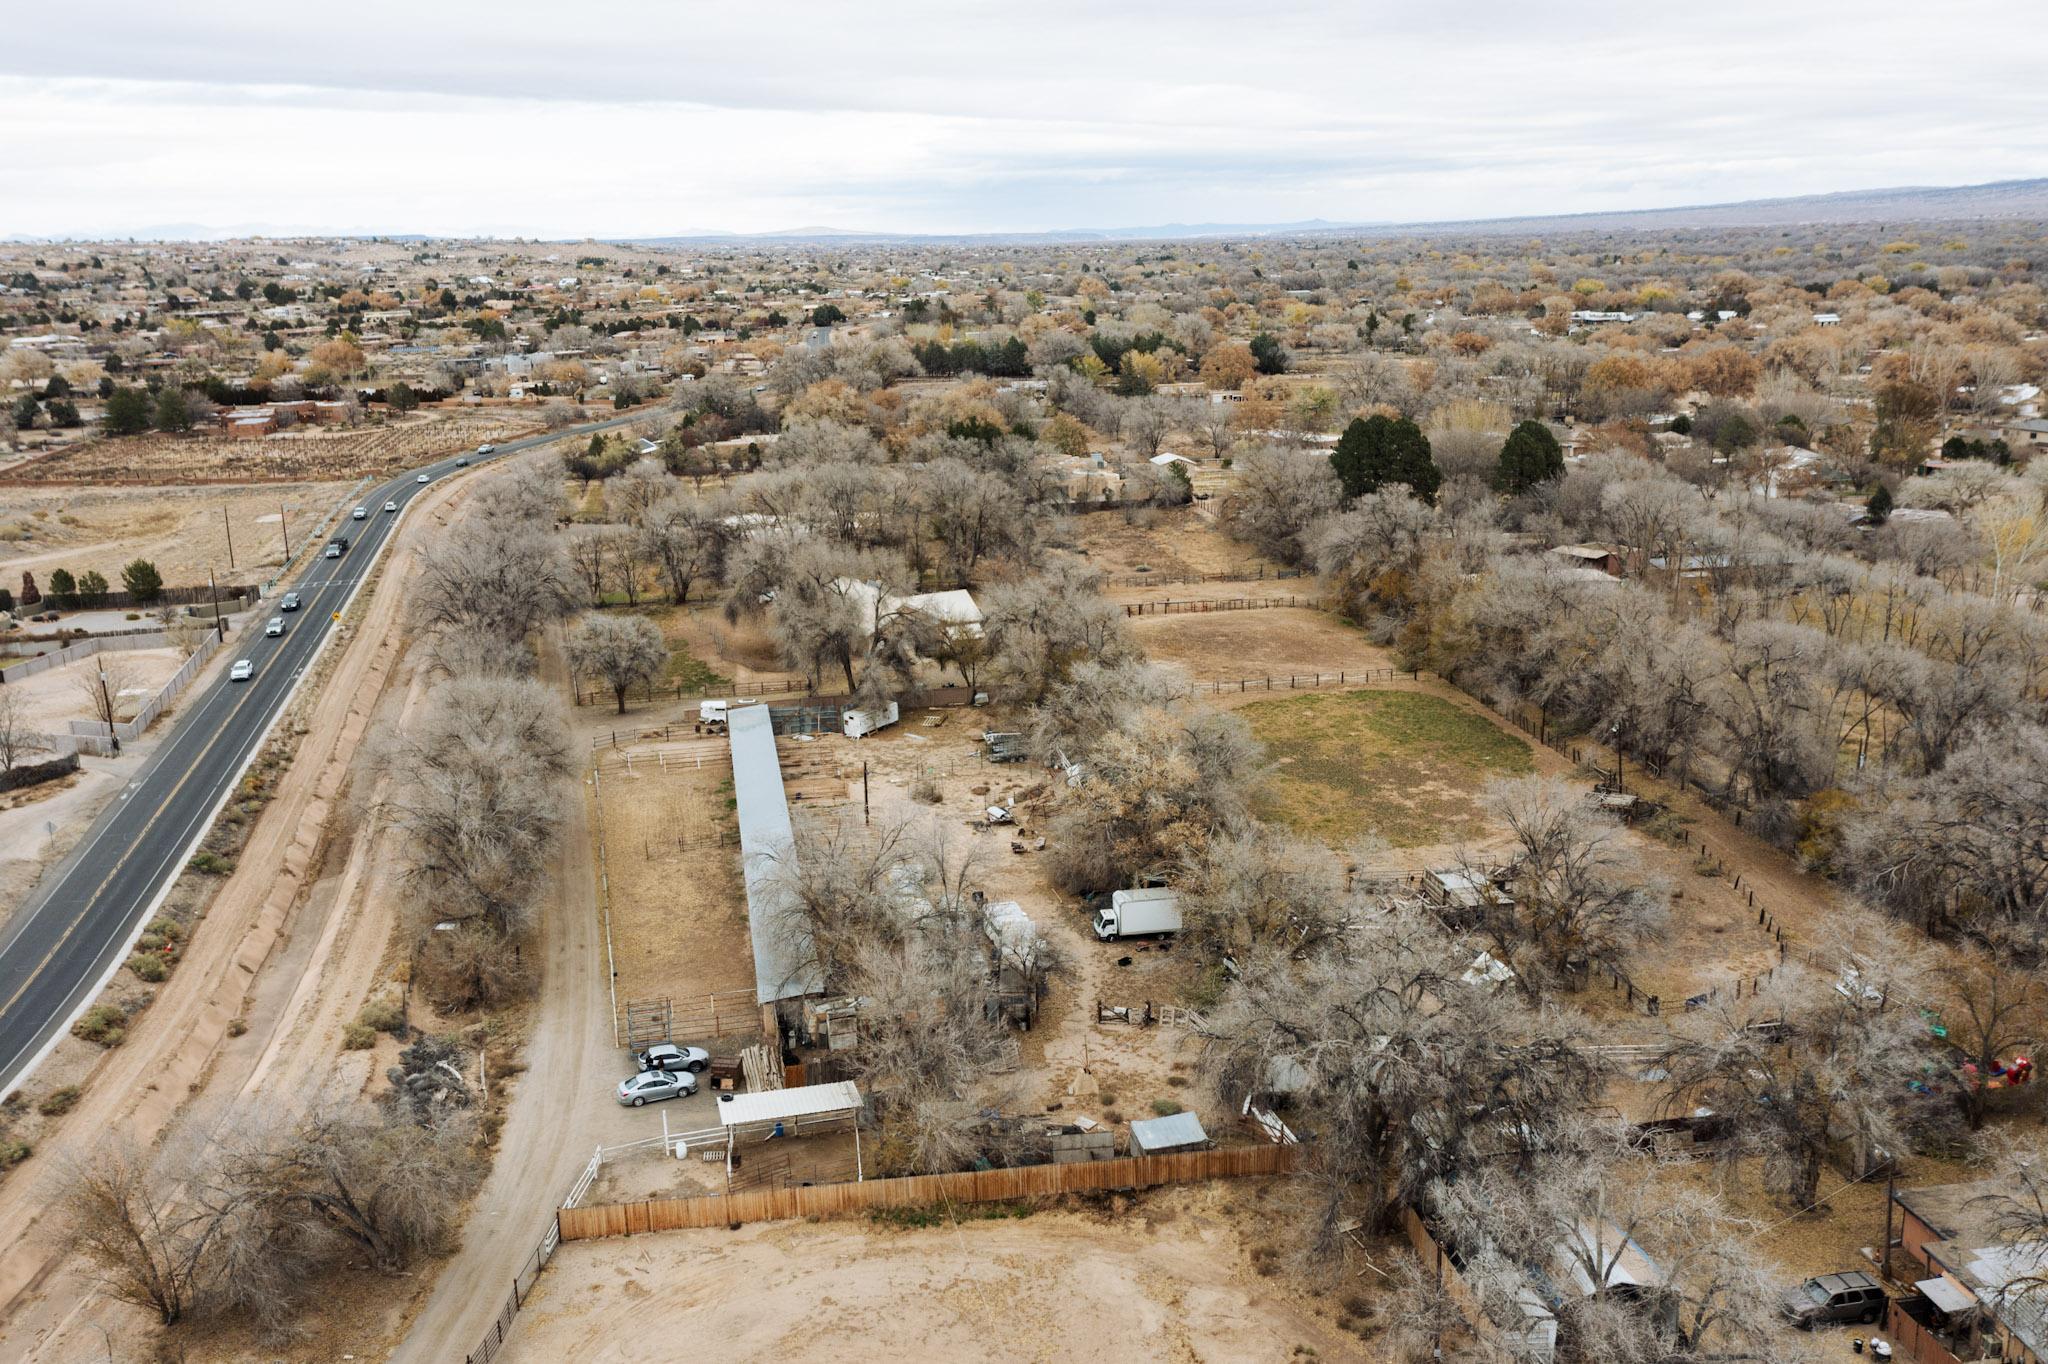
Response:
[[595, 760, 752, 1005], [1066, 502, 1273, 581], [4, 409, 540, 485], [1242, 688, 1536, 847], [0, 480, 351, 587]]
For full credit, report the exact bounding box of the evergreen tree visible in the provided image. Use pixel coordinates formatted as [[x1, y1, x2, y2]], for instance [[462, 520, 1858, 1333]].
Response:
[[122, 558, 164, 603], [1330, 415, 1441, 503], [1495, 419, 1565, 493], [1866, 484, 1894, 525]]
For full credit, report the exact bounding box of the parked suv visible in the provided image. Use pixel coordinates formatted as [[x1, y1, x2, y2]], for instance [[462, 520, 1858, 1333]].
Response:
[[1783, 1271, 1885, 1328]]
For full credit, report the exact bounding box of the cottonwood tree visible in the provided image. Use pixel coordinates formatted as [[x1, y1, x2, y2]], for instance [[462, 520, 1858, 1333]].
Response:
[[1657, 966, 1939, 1207], [1431, 1125, 1810, 1364], [1218, 446, 1344, 566], [412, 517, 580, 644], [1934, 938, 2048, 1129], [1478, 775, 1670, 993], [378, 676, 572, 941], [1203, 915, 1602, 1247], [641, 494, 729, 605], [1309, 488, 1438, 627], [1843, 726, 2048, 936], [1174, 826, 1360, 964], [979, 564, 1138, 703], [1045, 704, 1264, 894], [567, 612, 670, 713]]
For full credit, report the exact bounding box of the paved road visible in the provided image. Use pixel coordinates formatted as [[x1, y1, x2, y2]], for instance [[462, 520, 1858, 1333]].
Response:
[[0, 413, 642, 1095]]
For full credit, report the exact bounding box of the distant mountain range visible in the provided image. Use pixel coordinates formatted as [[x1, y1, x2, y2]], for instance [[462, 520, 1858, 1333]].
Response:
[[12, 178, 2048, 247], [628, 180, 2048, 246]]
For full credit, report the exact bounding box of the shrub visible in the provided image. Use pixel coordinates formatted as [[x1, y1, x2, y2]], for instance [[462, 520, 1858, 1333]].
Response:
[[910, 772, 943, 805], [1149, 1098, 1185, 1116], [226, 1017, 248, 1038], [72, 1006, 126, 1047], [37, 1087, 79, 1117], [342, 1022, 377, 1050], [126, 953, 168, 983], [357, 997, 406, 1035], [0, 1142, 29, 1171], [147, 917, 186, 944]]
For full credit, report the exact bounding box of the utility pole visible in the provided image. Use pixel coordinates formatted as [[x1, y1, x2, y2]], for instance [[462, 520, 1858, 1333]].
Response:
[[207, 567, 224, 641], [862, 761, 869, 825], [278, 500, 290, 561], [222, 506, 236, 571]]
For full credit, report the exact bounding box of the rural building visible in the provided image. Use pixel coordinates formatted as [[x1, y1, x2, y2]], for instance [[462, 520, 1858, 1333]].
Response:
[[728, 703, 825, 1029], [1888, 1178, 2048, 1363], [1549, 544, 1621, 578], [2005, 419, 2048, 454], [1128, 1111, 1209, 1156]]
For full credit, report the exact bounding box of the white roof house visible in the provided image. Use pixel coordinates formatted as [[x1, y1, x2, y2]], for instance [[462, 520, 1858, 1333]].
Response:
[[836, 579, 984, 633]]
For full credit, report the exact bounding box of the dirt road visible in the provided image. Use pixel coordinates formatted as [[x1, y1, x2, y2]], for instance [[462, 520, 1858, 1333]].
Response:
[[387, 646, 620, 1364]]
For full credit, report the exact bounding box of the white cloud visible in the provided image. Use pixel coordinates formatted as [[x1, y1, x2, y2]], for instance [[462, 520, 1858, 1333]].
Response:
[[4, 2, 2046, 236]]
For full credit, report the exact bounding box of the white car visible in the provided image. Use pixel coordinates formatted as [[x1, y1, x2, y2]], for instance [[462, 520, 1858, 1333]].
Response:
[[476, 442, 495, 455], [229, 659, 254, 682], [416, 473, 430, 483], [384, 500, 398, 513], [265, 617, 285, 637], [352, 506, 367, 520]]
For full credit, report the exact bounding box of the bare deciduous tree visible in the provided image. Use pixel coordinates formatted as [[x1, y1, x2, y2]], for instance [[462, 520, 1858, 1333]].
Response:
[[566, 612, 670, 713], [0, 687, 50, 773]]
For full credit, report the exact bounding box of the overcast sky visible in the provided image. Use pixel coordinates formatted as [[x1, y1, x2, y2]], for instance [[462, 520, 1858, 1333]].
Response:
[[5, 1, 2046, 239]]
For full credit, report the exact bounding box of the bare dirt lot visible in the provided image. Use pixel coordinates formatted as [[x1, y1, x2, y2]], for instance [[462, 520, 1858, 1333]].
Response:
[[1128, 605, 1389, 680], [2, 645, 189, 729], [595, 754, 752, 1005], [1065, 502, 1275, 582], [0, 480, 351, 589], [503, 1183, 1355, 1364], [4, 409, 541, 486]]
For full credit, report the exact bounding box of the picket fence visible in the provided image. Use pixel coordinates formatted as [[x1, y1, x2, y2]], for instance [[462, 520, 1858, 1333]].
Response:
[[557, 1144, 1295, 1241]]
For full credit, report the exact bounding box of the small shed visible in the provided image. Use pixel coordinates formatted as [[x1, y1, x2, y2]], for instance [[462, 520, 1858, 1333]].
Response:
[[1129, 1111, 1210, 1157]]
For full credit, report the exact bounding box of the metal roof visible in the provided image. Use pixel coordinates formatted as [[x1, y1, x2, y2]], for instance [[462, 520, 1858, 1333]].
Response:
[[717, 1081, 862, 1128], [1128, 1111, 1208, 1154], [729, 703, 825, 1005]]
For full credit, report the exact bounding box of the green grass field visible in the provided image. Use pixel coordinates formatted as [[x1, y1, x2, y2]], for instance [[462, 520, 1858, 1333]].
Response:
[[1241, 689, 1534, 847]]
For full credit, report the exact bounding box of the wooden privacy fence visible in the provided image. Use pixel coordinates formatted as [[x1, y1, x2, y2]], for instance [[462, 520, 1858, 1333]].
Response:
[[558, 1144, 1296, 1241]]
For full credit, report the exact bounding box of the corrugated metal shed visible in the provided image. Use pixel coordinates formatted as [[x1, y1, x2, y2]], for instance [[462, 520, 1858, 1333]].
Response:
[[729, 703, 825, 1005], [717, 1081, 863, 1128], [1128, 1111, 1208, 1155]]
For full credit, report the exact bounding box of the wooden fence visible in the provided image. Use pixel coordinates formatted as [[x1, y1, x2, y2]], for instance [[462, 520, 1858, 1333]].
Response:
[[557, 1144, 1295, 1241], [1192, 667, 1415, 695], [1125, 594, 1321, 616]]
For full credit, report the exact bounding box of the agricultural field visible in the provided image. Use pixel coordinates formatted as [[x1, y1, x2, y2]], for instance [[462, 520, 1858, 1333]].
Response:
[[1066, 502, 1274, 583], [4, 408, 540, 485], [1242, 687, 1535, 848]]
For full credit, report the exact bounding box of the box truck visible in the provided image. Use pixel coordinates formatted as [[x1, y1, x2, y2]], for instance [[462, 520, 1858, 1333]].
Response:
[[1093, 887, 1182, 941], [842, 700, 900, 738]]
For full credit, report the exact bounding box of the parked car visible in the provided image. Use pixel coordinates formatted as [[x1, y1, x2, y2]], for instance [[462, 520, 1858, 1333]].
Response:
[[229, 659, 254, 682], [1782, 1271, 1886, 1328], [633, 1043, 709, 1074], [352, 506, 367, 520], [384, 500, 398, 513], [265, 617, 285, 637], [617, 1069, 697, 1107], [280, 592, 301, 611]]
